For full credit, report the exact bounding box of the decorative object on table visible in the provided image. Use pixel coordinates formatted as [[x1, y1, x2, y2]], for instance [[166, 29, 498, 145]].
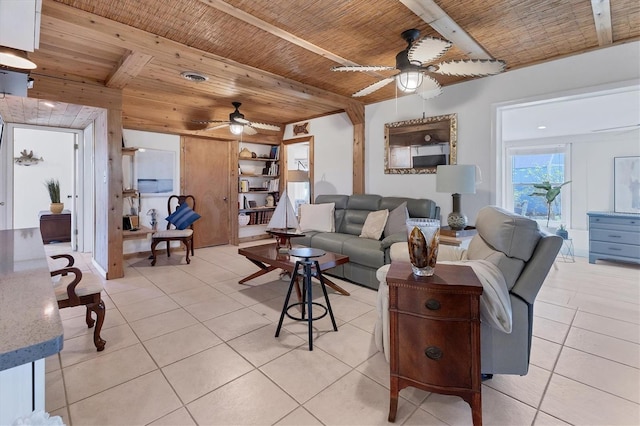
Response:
[[44, 178, 64, 214], [555, 224, 569, 239], [238, 213, 250, 227], [529, 179, 571, 227], [331, 28, 505, 99], [614, 156, 640, 213], [385, 114, 457, 175], [406, 218, 440, 276], [293, 122, 309, 135], [14, 149, 44, 166], [146, 208, 158, 230], [266, 189, 303, 252], [436, 164, 477, 230]]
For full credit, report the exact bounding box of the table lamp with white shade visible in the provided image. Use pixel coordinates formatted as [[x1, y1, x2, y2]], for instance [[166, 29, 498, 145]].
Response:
[[436, 165, 477, 230]]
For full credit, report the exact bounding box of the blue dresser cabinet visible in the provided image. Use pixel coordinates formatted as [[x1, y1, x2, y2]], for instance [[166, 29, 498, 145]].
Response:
[[587, 211, 640, 265]]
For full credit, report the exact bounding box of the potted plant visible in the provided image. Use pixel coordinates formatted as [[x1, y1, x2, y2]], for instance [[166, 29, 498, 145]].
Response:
[[530, 180, 571, 227], [44, 179, 64, 214], [556, 224, 569, 239]]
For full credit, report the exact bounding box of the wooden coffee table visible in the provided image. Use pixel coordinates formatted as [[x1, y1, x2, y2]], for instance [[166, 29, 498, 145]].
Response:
[[238, 243, 350, 296]]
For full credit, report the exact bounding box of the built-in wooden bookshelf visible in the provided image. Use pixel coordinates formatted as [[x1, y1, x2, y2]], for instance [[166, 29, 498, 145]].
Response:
[[232, 142, 281, 244]]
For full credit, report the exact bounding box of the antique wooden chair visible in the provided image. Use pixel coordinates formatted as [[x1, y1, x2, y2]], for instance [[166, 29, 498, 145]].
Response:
[[49, 254, 106, 351], [150, 195, 199, 266]]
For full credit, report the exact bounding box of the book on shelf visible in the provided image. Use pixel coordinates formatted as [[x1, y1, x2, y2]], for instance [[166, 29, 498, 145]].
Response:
[[266, 162, 278, 176], [269, 145, 280, 160], [267, 178, 279, 192], [244, 209, 274, 226]]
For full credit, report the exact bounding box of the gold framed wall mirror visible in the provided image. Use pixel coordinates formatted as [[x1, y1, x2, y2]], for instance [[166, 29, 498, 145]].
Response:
[[384, 113, 457, 174], [283, 136, 314, 214]]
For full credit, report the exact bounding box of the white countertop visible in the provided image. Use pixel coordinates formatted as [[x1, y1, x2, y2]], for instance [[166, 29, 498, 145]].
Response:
[[0, 228, 64, 371]]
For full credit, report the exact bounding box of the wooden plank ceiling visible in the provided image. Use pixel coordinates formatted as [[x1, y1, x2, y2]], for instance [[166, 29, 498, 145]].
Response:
[[0, 0, 638, 140]]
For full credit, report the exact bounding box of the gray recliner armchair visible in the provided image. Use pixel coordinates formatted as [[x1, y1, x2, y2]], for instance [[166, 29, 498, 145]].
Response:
[[374, 205, 562, 376]]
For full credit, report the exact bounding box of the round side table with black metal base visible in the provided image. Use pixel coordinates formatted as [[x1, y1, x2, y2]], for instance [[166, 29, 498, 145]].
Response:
[[275, 247, 338, 350]]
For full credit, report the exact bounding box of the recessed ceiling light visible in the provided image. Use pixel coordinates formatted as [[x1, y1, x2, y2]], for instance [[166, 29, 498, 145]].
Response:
[[537, 125, 547, 130], [43, 102, 55, 108], [180, 71, 208, 83]]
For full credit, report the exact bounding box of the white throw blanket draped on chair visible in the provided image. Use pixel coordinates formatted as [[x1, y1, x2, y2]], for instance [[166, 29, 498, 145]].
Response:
[[439, 259, 512, 333]]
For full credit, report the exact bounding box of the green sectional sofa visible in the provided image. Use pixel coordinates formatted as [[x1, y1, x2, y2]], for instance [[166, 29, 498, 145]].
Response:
[[291, 194, 440, 289]]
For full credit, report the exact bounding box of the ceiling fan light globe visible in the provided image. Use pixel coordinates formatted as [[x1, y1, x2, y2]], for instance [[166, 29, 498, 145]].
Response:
[[396, 71, 423, 93], [229, 123, 244, 135]]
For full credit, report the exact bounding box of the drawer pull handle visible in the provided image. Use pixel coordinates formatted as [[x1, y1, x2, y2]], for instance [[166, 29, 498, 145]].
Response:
[[608, 235, 621, 238], [609, 247, 622, 251], [425, 299, 441, 310], [425, 346, 443, 360]]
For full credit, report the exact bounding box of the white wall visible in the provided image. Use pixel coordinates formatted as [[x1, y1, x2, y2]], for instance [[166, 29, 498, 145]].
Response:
[[122, 129, 180, 254], [13, 128, 75, 229], [284, 113, 353, 197]]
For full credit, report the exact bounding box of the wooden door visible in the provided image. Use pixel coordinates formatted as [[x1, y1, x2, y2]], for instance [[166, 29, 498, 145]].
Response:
[[182, 136, 231, 248]]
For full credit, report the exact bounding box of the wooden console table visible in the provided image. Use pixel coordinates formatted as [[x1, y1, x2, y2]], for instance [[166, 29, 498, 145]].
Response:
[[386, 261, 483, 425], [122, 226, 154, 241], [39, 210, 71, 244]]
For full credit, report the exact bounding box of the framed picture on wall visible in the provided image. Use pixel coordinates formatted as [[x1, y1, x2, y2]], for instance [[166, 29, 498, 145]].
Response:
[[135, 149, 175, 195], [614, 156, 640, 213]]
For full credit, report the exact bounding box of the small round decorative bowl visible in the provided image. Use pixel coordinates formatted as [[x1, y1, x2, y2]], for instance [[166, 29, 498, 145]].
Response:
[[238, 214, 250, 226]]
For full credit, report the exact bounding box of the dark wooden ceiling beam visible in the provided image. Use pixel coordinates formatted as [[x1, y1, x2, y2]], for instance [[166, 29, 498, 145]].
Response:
[[106, 50, 154, 89]]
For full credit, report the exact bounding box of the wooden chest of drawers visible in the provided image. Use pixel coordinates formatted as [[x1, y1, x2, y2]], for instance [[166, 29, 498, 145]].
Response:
[[588, 211, 640, 265], [39, 211, 71, 244], [386, 261, 483, 425]]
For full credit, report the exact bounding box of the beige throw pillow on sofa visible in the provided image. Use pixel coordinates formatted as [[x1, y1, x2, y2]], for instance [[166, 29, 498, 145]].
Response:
[[298, 203, 335, 232], [360, 209, 389, 240]]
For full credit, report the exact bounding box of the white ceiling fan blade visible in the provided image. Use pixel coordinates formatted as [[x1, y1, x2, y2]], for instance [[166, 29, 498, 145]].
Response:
[[432, 59, 506, 76], [249, 121, 281, 131], [234, 117, 250, 125], [243, 125, 258, 135], [352, 77, 395, 97], [417, 74, 442, 100], [205, 123, 229, 131], [408, 36, 452, 64], [331, 65, 396, 72]]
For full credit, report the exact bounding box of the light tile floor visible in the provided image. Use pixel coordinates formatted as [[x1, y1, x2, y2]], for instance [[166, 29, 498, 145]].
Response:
[[43, 242, 640, 425]]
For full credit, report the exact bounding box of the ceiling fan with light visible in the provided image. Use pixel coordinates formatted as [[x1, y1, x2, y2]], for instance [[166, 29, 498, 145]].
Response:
[[331, 29, 506, 99], [193, 102, 281, 135]]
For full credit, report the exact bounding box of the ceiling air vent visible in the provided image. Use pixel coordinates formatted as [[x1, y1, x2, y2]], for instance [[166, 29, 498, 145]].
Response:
[[180, 71, 208, 83]]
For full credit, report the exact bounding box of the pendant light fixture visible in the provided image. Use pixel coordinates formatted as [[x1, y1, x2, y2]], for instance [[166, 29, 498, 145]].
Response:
[[0, 46, 37, 70]]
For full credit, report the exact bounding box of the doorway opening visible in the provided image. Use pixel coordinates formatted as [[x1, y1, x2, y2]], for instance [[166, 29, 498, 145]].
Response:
[[2, 124, 90, 252]]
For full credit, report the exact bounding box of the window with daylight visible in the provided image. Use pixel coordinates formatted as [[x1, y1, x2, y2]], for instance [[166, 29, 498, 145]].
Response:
[[505, 144, 571, 227]]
